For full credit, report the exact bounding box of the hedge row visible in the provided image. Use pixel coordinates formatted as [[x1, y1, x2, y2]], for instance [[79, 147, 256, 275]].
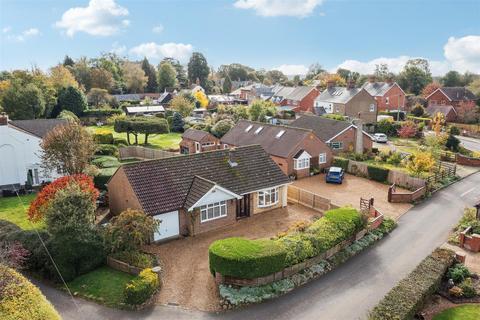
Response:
[[367, 165, 389, 183], [369, 248, 455, 320], [332, 157, 349, 171], [209, 207, 364, 278], [83, 109, 123, 117], [124, 268, 160, 305]]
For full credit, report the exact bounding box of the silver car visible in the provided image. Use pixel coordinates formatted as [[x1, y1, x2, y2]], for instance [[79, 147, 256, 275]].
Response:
[[373, 133, 388, 143]]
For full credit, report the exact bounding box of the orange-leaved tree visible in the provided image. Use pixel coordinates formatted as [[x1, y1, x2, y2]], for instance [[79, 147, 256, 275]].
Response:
[[27, 174, 99, 222]]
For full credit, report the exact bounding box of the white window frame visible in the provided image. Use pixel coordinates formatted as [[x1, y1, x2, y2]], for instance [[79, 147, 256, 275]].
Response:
[[385, 97, 389, 104], [369, 104, 375, 112], [319, 153, 327, 164], [195, 142, 200, 153], [200, 201, 227, 223], [294, 157, 310, 170], [257, 187, 279, 208], [330, 142, 344, 150]]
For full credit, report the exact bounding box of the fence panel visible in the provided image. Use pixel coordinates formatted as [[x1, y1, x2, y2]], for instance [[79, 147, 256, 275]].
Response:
[[287, 185, 336, 213], [119, 146, 177, 160]]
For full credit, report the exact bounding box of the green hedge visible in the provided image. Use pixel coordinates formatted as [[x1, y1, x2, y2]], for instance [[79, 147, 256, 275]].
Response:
[[209, 238, 286, 279], [94, 167, 117, 190], [124, 268, 159, 305], [95, 144, 118, 156], [93, 132, 114, 144], [370, 248, 454, 320], [332, 157, 349, 171], [367, 165, 389, 183], [83, 109, 123, 117], [113, 137, 128, 146], [91, 156, 120, 168]]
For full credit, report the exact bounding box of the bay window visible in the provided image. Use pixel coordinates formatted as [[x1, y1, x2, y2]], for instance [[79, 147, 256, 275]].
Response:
[[200, 201, 227, 222], [294, 157, 310, 170], [258, 187, 279, 208]]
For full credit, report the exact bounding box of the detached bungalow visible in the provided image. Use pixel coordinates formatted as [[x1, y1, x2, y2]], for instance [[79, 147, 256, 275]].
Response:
[[290, 114, 373, 154], [221, 120, 332, 178], [108, 145, 290, 241], [180, 128, 220, 154]]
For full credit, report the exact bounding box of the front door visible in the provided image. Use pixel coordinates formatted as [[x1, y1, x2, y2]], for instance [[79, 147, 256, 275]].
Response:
[[236, 194, 251, 219]]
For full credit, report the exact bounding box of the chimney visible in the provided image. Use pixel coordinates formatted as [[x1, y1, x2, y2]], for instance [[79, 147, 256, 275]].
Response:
[[228, 148, 238, 168], [327, 80, 335, 89], [354, 118, 364, 154], [347, 79, 356, 89], [0, 113, 8, 126], [368, 75, 376, 83]]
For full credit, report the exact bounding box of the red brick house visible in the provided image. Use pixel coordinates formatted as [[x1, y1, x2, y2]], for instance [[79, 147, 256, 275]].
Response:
[[180, 128, 220, 154], [108, 145, 290, 241], [426, 87, 477, 122], [425, 105, 457, 122], [272, 86, 320, 113], [290, 114, 373, 154], [221, 120, 332, 179], [361, 77, 406, 112]]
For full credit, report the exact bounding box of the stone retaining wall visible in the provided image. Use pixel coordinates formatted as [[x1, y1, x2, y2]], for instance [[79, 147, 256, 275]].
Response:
[[107, 256, 144, 275]]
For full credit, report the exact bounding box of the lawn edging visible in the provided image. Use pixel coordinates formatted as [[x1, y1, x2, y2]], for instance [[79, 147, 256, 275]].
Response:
[[218, 219, 396, 310]]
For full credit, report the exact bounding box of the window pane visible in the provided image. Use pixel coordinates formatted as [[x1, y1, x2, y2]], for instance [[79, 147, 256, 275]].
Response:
[[201, 210, 206, 221], [214, 206, 220, 217]]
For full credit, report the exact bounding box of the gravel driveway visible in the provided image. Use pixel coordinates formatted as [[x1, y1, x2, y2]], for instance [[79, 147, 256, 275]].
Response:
[[144, 204, 321, 312]]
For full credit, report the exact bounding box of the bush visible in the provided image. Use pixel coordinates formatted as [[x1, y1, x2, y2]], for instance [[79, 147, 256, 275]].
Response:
[[332, 157, 349, 170], [411, 104, 425, 117], [111, 251, 155, 269], [94, 167, 117, 190], [458, 278, 476, 298], [367, 165, 389, 183], [447, 263, 471, 284], [0, 265, 61, 320], [209, 238, 286, 279], [93, 132, 114, 144], [5, 229, 50, 271], [124, 268, 159, 305], [370, 248, 455, 320], [375, 119, 400, 137], [449, 126, 460, 135], [113, 137, 128, 146], [95, 144, 118, 156], [322, 114, 346, 121], [275, 233, 315, 266], [445, 134, 460, 152], [0, 220, 21, 242], [83, 108, 123, 117], [91, 155, 120, 168]]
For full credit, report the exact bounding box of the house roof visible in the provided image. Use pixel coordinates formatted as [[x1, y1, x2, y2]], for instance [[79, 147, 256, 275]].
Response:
[[184, 176, 216, 210], [315, 86, 364, 104], [437, 87, 477, 101], [113, 93, 161, 102], [220, 120, 316, 158], [283, 86, 316, 101], [182, 128, 215, 142], [126, 105, 165, 113], [425, 105, 457, 116], [289, 115, 352, 142], [158, 92, 172, 104], [9, 119, 68, 138], [361, 82, 397, 97], [119, 145, 290, 215]]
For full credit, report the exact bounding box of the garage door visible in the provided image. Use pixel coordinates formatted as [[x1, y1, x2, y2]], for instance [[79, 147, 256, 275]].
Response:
[[153, 211, 180, 241]]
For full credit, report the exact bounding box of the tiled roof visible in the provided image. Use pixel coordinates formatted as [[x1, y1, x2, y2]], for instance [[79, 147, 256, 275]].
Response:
[[284, 86, 316, 101], [439, 87, 477, 101], [425, 105, 457, 116], [181, 128, 214, 142], [184, 176, 216, 209], [9, 119, 68, 138], [315, 86, 364, 104], [290, 115, 352, 142], [120, 145, 290, 215], [361, 82, 395, 96], [220, 120, 314, 158]]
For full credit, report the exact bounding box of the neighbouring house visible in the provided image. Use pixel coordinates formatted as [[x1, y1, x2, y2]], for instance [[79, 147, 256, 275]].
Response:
[[180, 128, 220, 154], [290, 114, 373, 154], [125, 105, 165, 116], [208, 95, 236, 107], [314, 80, 378, 125], [0, 114, 65, 191], [361, 77, 406, 112], [230, 83, 275, 102], [157, 91, 174, 105], [271, 86, 320, 113], [425, 105, 457, 122], [108, 145, 291, 240], [426, 87, 477, 122], [221, 120, 332, 178]]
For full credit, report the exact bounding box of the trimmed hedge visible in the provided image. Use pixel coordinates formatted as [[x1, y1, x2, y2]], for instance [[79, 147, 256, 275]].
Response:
[[124, 268, 159, 305], [83, 108, 123, 117], [369, 248, 455, 320], [95, 144, 118, 156], [93, 132, 114, 144], [0, 266, 61, 320], [332, 157, 349, 171], [367, 165, 389, 183], [209, 238, 286, 279], [91, 156, 120, 168]]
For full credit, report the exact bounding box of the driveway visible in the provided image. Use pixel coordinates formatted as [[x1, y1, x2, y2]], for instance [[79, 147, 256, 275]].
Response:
[[292, 173, 412, 220], [38, 172, 480, 320], [144, 204, 321, 312]]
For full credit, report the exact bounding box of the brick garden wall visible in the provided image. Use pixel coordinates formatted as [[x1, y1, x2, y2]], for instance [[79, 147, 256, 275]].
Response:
[[456, 154, 480, 167], [388, 184, 426, 203], [459, 226, 480, 252]]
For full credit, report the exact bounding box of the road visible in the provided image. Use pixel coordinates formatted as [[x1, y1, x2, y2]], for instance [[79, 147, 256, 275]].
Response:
[[38, 172, 480, 320], [457, 135, 480, 152]]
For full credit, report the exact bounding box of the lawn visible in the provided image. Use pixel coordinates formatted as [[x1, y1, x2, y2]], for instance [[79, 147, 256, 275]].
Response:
[[389, 137, 423, 154], [87, 125, 182, 150], [67, 266, 136, 308], [0, 194, 44, 230], [433, 304, 480, 320]]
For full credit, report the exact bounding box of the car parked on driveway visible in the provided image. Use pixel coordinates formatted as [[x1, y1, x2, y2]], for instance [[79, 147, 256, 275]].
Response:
[[325, 167, 344, 184], [373, 133, 388, 143]]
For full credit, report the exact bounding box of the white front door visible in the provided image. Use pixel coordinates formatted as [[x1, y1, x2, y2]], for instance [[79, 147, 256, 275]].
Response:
[[153, 211, 180, 241]]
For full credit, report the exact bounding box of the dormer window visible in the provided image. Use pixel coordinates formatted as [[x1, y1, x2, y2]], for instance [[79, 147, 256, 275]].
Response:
[[245, 124, 253, 132], [276, 130, 285, 139], [254, 127, 263, 134]]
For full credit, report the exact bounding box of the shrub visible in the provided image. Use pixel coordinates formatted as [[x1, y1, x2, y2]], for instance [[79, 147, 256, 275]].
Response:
[[83, 108, 123, 117], [458, 278, 476, 298], [386, 152, 402, 165], [0, 220, 21, 242], [447, 263, 471, 284], [94, 167, 117, 190], [93, 131, 114, 144], [211, 119, 235, 138], [0, 265, 61, 320], [449, 126, 460, 135], [275, 233, 315, 266], [322, 114, 346, 121], [113, 137, 128, 146], [367, 165, 389, 182], [397, 121, 418, 138], [95, 144, 118, 156], [332, 157, 349, 170], [209, 238, 286, 279], [110, 251, 155, 269], [124, 268, 159, 305], [91, 155, 120, 168], [375, 119, 400, 137], [406, 152, 435, 177], [370, 248, 455, 320], [411, 104, 425, 117], [445, 134, 460, 152], [5, 229, 50, 271]]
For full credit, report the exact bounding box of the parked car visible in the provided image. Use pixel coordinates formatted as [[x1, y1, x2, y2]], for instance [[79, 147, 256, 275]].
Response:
[[373, 133, 388, 143], [325, 167, 344, 184]]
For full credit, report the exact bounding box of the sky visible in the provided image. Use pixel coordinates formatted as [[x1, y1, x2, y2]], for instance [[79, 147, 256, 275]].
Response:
[[0, 0, 479, 76]]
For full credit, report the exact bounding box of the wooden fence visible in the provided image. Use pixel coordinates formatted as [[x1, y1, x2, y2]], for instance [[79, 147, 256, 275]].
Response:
[[119, 146, 177, 160], [425, 161, 456, 191], [388, 184, 426, 203], [287, 185, 338, 213]]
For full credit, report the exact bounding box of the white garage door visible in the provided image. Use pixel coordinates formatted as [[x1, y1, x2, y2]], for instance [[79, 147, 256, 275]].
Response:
[[153, 211, 180, 241]]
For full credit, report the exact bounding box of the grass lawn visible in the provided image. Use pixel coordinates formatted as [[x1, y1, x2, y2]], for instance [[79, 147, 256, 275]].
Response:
[[67, 266, 136, 308], [389, 137, 422, 154], [0, 194, 44, 230], [88, 125, 182, 150], [433, 304, 480, 320]]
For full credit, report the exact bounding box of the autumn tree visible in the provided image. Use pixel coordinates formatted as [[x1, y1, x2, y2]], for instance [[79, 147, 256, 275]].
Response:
[[397, 121, 418, 138], [194, 90, 209, 108], [157, 61, 177, 91], [421, 81, 441, 98], [249, 99, 276, 122], [122, 62, 148, 93], [264, 70, 288, 85], [41, 122, 96, 175], [162, 57, 188, 88], [187, 52, 210, 88], [170, 95, 194, 118], [407, 152, 435, 177], [87, 88, 111, 107], [90, 68, 114, 91], [305, 63, 325, 81], [71, 57, 92, 91], [141, 57, 158, 92], [432, 112, 446, 136], [48, 65, 79, 91]]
